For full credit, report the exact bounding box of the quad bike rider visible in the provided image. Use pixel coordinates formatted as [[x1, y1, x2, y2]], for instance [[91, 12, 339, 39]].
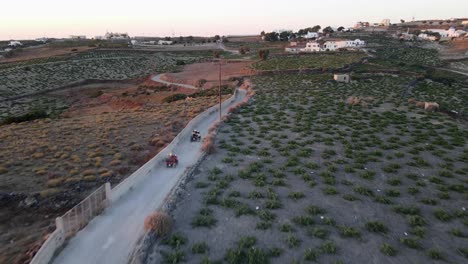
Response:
[[191, 129, 201, 142], [166, 153, 178, 167]]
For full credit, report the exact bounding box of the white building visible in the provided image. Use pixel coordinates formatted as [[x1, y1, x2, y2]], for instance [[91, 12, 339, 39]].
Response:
[[304, 32, 319, 39], [418, 33, 438, 41], [334, 74, 350, 83], [105, 32, 129, 40], [381, 19, 391, 26], [158, 40, 173, 45], [8, 41, 22, 47], [287, 39, 365, 53], [426, 27, 466, 38]]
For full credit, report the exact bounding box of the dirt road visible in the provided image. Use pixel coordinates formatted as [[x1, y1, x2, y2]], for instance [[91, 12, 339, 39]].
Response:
[[52, 83, 246, 264], [151, 74, 198, 89]]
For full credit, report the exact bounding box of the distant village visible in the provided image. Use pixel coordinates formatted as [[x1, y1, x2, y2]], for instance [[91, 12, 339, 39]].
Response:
[[1, 17, 467, 58], [264, 18, 468, 54]]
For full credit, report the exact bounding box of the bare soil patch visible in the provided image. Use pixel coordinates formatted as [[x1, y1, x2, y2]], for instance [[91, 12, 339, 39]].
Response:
[[160, 61, 254, 89], [0, 45, 96, 64]]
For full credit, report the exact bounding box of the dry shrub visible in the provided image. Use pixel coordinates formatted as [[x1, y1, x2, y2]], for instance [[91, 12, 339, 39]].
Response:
[[346, 96, 361, 106], [100, 171, 113, 178], [83, 175, 97, 182], [415, 102, 426, 108], [208, 121, 221, 134], [144, 211, 173, 236], [40, 188, 60, 198], [110, 159, 122, 166], [64, 177, 81, 184], [35, 169, 47, 176], [82, 169, 95, 176], [0, 166, 7, 174], [149, 138, 166, 148], [408, 98, 416, 104], [424, 102, 439, 112], [32, 152, 45, 159], [202, 134, 216, 154], [70, 168, 79, 176], [46, 178, 64, 187], [346, 96, 373, 107]]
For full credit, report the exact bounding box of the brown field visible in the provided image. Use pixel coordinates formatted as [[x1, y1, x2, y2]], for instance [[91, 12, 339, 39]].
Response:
[[0, 45, 96, 63], [228, 36, 263, 42], [160, 61, 254, 89]]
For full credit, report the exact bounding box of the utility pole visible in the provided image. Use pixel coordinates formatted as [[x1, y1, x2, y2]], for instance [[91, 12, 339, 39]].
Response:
[[218, 60, 222, 121]]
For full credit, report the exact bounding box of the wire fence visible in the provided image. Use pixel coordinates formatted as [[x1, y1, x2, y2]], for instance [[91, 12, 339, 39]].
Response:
[[62, 184, 108, 238]]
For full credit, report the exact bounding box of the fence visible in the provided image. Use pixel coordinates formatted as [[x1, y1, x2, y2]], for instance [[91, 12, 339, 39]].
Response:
[[61, 184, 109, 238], [30, 183, 111, 264]]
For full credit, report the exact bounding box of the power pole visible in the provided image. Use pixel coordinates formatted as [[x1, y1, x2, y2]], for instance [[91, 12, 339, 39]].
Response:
[[218, 60, 222, 121]]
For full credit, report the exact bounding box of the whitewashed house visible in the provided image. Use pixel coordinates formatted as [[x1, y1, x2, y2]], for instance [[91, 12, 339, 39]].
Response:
[[105, 32, 130, 40], [286, 39, 365, 53], [304, 32, 319, 39], [8, 41, 23, 47], [426, 27, 466, 38], [158, 40, 174, 45], [334, 74, 350, 83], [418, 33, 438, 41]]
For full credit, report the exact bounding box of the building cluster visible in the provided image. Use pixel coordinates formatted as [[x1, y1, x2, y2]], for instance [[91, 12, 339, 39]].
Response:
[[285, 38, 366, 53], [355, 19, 391, 29], [398, 27, 467, 41]]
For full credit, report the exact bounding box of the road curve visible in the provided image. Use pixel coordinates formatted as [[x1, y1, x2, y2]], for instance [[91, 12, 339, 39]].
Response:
[[151, 74, 198, 89], [52, 83, 247, 264]]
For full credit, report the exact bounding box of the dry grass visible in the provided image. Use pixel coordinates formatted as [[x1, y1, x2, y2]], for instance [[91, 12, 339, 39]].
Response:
[[144, 211, 173, 236]]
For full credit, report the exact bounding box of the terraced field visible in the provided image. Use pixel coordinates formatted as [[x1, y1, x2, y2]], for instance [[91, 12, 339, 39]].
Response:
[[148, 73, 467, 263], [0, 50, 210, 119], [253, 52, 366, 71]]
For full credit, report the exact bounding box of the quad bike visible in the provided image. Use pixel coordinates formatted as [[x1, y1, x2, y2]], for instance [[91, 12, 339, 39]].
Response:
[[166, 153, 178, 167], [190, 130, 201, 142]]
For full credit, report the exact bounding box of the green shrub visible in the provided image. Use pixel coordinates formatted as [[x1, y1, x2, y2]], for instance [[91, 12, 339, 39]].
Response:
[[400, 237, 421, 249], [320, 240, 337, 254], [427, 248, 445, 260], [192, 242, 209, 254], [380, 243, 397, 256], [339, 226, 361, 238], [192, 208, 217, 227], [433, 209, 452, 221], [365, 221, 388, 234], [163, 93, 187, 103], [162, 233, 187, 249], [285, 234, 301, 248], [304, 248, 320, 261], [161, 250, 185, 264]]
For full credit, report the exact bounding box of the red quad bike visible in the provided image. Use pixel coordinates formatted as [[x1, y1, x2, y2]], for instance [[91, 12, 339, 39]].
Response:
[[166, 153, 178, 167]]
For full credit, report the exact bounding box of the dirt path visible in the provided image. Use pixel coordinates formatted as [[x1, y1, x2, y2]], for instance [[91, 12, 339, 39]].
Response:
[[51, 79, 247, 264], [437, 67, 468, 77], [151, 74, 198, 89]]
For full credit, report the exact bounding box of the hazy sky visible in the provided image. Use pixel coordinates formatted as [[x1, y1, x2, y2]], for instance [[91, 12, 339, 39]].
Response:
[[1, 0, 467, 40]]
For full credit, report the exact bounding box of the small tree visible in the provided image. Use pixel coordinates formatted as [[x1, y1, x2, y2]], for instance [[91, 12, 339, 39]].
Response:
[[337, 26, 345, 32], [311, 25, 321, 32], [213, 50, 221, 58], [196, 79, 207, 88], [400, 19, 405, 23], [323, 26, 334, 34], [239, 47, 246, 54], [258, 49, 269, 60]]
